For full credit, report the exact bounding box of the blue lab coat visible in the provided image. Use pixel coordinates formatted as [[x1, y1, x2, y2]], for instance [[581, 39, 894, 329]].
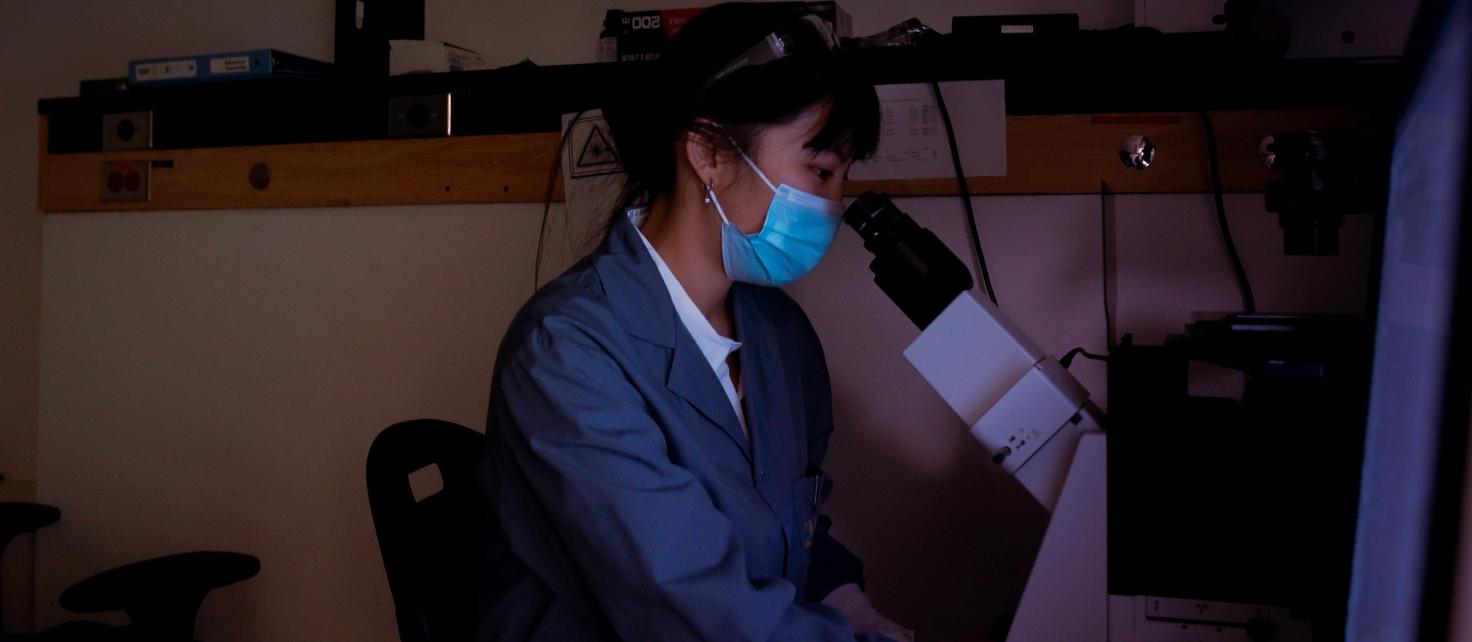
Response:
[[473, 213, 876, 641]]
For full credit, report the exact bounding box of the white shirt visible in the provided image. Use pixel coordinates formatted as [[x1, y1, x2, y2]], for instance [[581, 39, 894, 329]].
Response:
[[628, 208, 748, 435]]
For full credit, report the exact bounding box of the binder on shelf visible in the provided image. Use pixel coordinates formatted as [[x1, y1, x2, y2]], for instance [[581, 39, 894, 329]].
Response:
[[128, 49, 331, 85]]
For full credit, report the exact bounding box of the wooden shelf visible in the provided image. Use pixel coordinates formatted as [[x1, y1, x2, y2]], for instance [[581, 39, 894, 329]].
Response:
[[39, 116, 561, 212], [857, 109, 1380, 197], [38, 108, 1381, 213]]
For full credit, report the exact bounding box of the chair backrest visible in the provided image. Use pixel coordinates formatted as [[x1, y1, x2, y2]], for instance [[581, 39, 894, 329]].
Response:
[[367, 419, 486, 642], [0, 502, 60, 557]]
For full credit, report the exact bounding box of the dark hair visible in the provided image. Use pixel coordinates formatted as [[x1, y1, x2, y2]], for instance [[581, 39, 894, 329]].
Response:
[[602, 2, 881, 213]]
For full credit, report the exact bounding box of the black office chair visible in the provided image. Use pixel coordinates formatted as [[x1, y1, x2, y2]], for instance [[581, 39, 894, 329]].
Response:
[[0, 503, 259, 642], [57, 550, 259, 641], [367, 419, 488, 642]]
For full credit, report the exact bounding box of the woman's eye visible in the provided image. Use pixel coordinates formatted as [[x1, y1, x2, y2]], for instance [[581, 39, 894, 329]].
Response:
[[813, 167, 835, 180]]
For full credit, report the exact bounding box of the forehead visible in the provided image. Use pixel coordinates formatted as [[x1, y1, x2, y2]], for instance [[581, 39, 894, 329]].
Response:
[[752, 103, 832, 152]]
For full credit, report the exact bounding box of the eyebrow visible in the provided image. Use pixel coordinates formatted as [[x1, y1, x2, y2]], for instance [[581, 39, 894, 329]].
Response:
[[804, 142, 854, 163]]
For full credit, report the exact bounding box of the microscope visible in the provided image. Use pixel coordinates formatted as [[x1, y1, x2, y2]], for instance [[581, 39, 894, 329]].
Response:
[[842, 192, 1105, 510], [843, 192, 1362, 641]]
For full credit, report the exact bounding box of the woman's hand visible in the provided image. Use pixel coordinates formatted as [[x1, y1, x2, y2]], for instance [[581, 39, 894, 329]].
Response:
[[821, 583, 916, 642]]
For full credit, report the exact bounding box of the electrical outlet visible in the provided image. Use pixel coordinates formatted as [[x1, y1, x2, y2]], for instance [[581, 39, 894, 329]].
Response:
[[388, 94, 451, 138], [100, 161, 150, 202]]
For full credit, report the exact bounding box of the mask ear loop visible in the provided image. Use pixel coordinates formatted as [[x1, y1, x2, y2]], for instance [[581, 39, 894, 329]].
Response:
[[725, 136, 779, 193]]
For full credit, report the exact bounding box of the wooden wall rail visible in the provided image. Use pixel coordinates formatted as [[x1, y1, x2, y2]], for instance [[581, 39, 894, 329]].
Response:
[[38, 109, 1377, 213]]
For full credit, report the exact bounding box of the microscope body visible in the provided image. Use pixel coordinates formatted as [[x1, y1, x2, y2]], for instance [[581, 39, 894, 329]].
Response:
[[902, 290, 1103, 510]]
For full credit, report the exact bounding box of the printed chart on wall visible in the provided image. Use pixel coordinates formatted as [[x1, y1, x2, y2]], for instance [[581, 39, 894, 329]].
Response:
[[849, 80, 1007, 181]]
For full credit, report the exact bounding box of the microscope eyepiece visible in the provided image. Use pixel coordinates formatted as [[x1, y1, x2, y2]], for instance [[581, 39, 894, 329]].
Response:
[[843, 191, 974, 329]]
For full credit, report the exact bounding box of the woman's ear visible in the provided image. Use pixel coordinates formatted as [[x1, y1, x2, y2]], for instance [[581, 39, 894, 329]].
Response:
[[683, 119, 722, 186]]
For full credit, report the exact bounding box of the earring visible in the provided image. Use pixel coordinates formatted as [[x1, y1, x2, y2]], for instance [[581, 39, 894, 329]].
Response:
[[703, 183, 714, 205]]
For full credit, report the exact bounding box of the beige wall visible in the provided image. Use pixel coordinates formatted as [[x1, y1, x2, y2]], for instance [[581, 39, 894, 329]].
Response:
[[0, 0, 337, 484], [37, 206, 542, 638], [0, 3, 48, 628], [0, 0, 338, 632], [2, 1, 1385, 641]]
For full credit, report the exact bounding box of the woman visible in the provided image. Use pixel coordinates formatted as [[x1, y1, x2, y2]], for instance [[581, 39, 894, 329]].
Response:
[[476, 5, 910, 640]]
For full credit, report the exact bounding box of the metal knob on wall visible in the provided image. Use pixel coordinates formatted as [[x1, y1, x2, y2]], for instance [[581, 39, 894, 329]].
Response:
[[249, 163, 272, 191], [1120, 134, 1156, 170]]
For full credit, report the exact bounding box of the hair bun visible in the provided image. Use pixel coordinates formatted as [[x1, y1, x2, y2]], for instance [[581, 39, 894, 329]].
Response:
[[603, 75, 681, 195]]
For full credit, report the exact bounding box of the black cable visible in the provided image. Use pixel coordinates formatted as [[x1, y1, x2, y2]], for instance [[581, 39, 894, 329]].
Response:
[[931, 82, 999, 307], [1060, 347, 1109, 369], [1099, 184, 1117, 350], [1200, 110, 1257, 314], [534, 110, 588, 289]]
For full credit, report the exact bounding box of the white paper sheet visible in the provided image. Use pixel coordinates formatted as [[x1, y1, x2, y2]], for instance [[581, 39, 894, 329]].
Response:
[[848, 80, 1007, 181]]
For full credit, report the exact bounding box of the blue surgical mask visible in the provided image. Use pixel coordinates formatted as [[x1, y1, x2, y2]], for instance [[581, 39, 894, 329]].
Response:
[[707, 149, 844, 286]]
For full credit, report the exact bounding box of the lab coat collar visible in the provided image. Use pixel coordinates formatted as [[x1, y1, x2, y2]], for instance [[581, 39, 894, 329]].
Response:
[[595, 212, 680, 348], [731, 281, 795, 481], [594, 212, 752, 459], [627, 206, 744, 376]]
